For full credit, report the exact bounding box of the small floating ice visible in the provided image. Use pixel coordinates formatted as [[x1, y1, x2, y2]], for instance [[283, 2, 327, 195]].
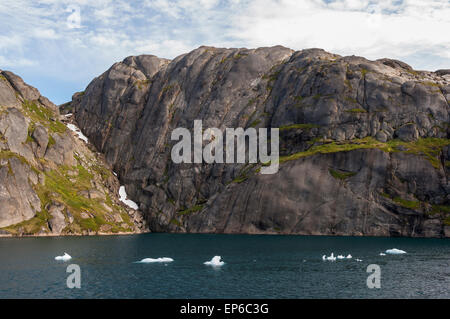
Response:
[[356, 258, 362, 262], [55, 252, 72, 261], [385, 248, 406, 255], [119, 186, 139, 210], [137, 257, 174, 263], [67, 123, 89, 143], [204, 256, 225, 266], [379, 253, 386, 256], [323, 253, 351, 261], [326, 253, 336, 261]]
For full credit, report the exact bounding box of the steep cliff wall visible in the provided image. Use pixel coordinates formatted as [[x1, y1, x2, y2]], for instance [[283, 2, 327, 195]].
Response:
[[70, 46, 450, 237], [0, 71, 147, 236]]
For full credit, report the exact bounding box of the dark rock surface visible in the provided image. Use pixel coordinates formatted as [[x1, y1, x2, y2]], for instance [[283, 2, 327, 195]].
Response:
[[65, 46, 449, 237]]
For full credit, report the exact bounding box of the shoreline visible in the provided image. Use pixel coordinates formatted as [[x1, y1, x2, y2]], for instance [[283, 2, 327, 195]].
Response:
[[1, 230, 449, 239], [0, 230, 151, 238]]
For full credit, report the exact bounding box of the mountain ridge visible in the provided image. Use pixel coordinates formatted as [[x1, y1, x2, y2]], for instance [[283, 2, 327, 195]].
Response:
[[1, 45, 449, 237], [66, 45, 450, 237]]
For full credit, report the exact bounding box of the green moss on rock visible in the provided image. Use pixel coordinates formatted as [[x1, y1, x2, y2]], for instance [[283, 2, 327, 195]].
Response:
[[22, 100, 66, 134], [177, 204, 204, 216], [329, 168, 356, 180], [279, 123, 319, 130], [393, 197, 421, 210], [345, 108, 367, 113], [279, 137, 450, 169]]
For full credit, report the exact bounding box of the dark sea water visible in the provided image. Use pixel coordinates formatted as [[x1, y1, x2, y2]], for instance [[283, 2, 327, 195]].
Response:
[[0, 234, 449, 298]]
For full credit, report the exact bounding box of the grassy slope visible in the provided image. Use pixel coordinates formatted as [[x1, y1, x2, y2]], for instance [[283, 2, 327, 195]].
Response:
[[0, 101, 135, 235]]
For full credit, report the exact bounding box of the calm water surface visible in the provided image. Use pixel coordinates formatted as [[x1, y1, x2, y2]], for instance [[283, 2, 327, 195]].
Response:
[[0, 234, 449, 298]]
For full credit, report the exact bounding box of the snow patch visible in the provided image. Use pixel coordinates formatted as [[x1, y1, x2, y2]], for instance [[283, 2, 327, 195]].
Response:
[[67, 123, 89, 143], [119, 186, 139, 210]]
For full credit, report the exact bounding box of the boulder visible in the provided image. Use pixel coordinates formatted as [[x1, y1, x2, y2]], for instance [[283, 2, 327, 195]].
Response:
[[394, 123, 419, 142], [31, 125, 48, 158]]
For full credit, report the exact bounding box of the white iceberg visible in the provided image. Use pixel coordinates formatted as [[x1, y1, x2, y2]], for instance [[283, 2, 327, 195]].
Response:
[[67, 123, 89, 143], [326, 253, 336, 261], [356, 258, 362, 262], [137, 257, 174, 263], [322, 255, 326, 261], [346, 254, 352, 259], [337, 255, 345, 259], [204, 256, 225, 266], [379, 253, 386, 256], [119, 186, 139, 210], [55, 252, 72, 261], [385, 248, 406, 255]]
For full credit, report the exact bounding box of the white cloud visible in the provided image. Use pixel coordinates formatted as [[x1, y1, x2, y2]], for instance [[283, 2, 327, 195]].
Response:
[[33, 28, 59, 39], [0, 35, 24, 50], [0, 56, 35, 68], [93, 6, 115, 24], [133, 39, 193, 57], [229, 0, 450, 68], [145, 0, 183, 18], [0, 0, 448, 104]]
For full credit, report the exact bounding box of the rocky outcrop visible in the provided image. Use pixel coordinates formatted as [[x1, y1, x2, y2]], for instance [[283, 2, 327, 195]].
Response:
[[0, 157, 40, 227], [0, 70, 147, 236], [65, 46, 449, 238]]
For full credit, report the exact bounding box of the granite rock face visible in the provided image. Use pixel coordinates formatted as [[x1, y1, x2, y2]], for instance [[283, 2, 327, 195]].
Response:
[[0, 70, 147, 236], [69, 46, 450, 237]]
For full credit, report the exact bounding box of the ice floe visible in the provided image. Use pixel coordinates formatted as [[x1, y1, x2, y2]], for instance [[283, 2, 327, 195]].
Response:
[[385, 248, 406, 255], [137, 257, 174, 263], [55, 252, 72, 261], [119, 186, 139, 210], [323, 253, 352, 261], [356, 259, 363, 262], [379, 253, 386, 256], [326, 253, 336, 261], [67, 123, 89, 143], [204, 256, 225, 266]]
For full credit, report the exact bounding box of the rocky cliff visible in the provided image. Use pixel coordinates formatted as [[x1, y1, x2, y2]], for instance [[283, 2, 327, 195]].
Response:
[[0, 71, 147, 236], [67, 46, 449, 237]]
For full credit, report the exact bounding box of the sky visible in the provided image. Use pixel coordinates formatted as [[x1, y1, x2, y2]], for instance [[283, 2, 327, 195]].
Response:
[[0, 0, 449, 104]]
